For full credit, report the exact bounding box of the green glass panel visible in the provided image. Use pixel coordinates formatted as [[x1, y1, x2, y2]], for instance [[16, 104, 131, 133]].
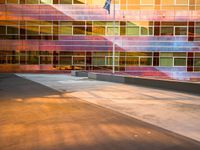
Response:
[[40, 0, 52, 4], [195, 58, 200, 66], [140, 57, 152, 66], [106, 57, 119, 66], [161, 27, 174, 35], [126, 27, 139, 35], [59, 26, 72, 35], [92, 57, 105, 66], [174, 58, 186, 66], [160, 57, 173, 66], [106, 27, 119, 35], [60, 0, 72, 4], [141, 27, 148, 35], [160, 52, 173, 57], [175, 27, 187, 35], [26, 0, 39, 4], [7, 0, 18, 3]]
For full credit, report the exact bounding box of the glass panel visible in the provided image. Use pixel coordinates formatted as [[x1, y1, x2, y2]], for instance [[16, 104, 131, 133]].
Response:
[[60, 0, 72, 4], [141, 0, 154, 4], [7, 26, 19, 34], [40, 0, 52, 4], [73, 27, 85, 35], [126, 57, 139, 66], [7, 55, 19, 64], [26, 26, 39, 35], [73, 0, 85, 4], [160, 57, 173, 66], [160, 52, 173, 57], [40, 56, 52, 64], [106, 57, 119, 66], [73, 57, 85, 65], [27, 56, 39, 64], [92, 57, 105, 66], [7, 0, 18, 4], [0, 26, 6, 34], [106, 27, 119, 35], [60, 56, 72, 65], [194, 58, 200, 66], [59, 26, 72, 35], [40, 26, 52, 34], [175, 27, 187, 35], [176, 0, 188, 4], [195, 27, 200, 35], [92, 26, 105, 35], [26, 0, 39, 4], [126, 27, 140, 35], [140, 57, 152, 66], [161, 27, 174, 35], [174, 58, 186, 66]]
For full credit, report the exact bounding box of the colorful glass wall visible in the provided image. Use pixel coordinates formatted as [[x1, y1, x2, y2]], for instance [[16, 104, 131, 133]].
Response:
[[0, 0, 200, 80]]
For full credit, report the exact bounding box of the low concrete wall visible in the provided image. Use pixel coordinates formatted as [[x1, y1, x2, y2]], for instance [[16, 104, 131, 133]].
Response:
[[72, 71, 200, 95], [124, 77, 200, 95], [88, 73, 125, 83], [71, 71, 88, 77]]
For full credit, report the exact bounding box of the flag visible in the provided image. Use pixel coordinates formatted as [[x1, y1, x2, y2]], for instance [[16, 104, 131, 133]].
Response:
[[103, 0, 111, 14]]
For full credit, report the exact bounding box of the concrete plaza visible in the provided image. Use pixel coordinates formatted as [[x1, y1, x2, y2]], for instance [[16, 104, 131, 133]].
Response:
[[0, 73, 200, 150]]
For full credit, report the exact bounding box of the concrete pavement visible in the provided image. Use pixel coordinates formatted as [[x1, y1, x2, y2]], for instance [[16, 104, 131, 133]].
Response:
[[17, 73, 200, 142], [1, 74, 200, 150]]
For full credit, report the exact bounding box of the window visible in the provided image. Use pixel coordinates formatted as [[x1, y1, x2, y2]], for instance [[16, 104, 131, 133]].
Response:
[[176, 0, 188, 5], [40, 56, 52, 64], [26, 0, 39, 4], [0, 26, 6, 34], [126, 57, 139, 66], [40, 0, 52, 4], [60, 0, 72, 4], [160, 57, 173, 66], [161, 27, 174, 35], [175, 27, 187, 35], [92, 26, 105, 35], [7, 0, 18, 4], [106, 57, 119, 66], [26, 26, 39, 35], [59, 26, 72, 35], [126, 27, 140, 35], [140, 57, 152, 66], [73, 57, 85, 65], [7, 26, 19, 34], [40, 26, 52, 35], [73, 27, 85, 35], [140, 0, 154, 4], [106, 27, 119, 35], [174, 58, 186, 66], [60, 56, 72, 65], [194, 58, 200, 67], [92, 57, 105, 66]]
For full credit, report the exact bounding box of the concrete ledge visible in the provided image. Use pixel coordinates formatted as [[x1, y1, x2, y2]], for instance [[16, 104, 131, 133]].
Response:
[[124, 77, 200, 95], [72, 71, 200, 96], [71, 70, 88, 77]]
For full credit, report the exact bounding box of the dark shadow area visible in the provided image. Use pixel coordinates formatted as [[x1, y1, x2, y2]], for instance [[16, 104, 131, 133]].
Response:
[[0, 73, 60, 100]]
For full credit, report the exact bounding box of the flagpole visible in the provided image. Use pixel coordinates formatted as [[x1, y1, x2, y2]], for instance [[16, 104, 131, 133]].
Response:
[[112, 0, 116, 74]]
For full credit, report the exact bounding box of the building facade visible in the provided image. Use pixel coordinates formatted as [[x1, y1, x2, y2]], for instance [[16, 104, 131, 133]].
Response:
[[0, 0, 200, 80]]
